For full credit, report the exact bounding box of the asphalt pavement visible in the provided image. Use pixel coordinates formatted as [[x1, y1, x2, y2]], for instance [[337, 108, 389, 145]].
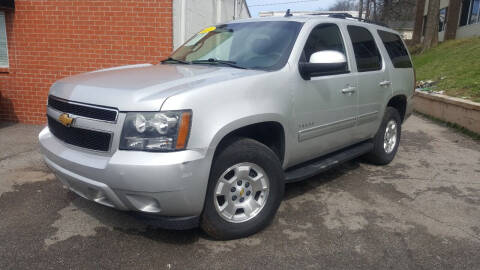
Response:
[[1, 114, 479, 270]]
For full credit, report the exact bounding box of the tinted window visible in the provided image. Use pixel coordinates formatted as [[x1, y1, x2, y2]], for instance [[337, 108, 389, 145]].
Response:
[[302, 23, 346, 62], [378, 30, 412, 68], [460, 0, 470, 26], [347, 25, 382, 72]]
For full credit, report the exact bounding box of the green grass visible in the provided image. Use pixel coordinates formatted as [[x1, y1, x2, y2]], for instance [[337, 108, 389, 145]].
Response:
[[412, 36, 480, 103]]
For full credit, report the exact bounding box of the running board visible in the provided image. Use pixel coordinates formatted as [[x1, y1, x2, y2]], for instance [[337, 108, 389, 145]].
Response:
[[284, 141, 373, 183]]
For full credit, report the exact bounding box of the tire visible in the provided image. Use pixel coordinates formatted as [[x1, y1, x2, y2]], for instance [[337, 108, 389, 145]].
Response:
[[201, 137, 284, 240], [364, 107, 402, 165]]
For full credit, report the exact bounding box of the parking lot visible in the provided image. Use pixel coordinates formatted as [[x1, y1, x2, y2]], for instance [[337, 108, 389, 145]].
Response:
[[1, 114, 479, 269]]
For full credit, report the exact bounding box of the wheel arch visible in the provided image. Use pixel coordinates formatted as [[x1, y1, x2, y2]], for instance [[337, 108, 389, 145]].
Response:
[[386, 94, 407, 123], [208, 115, 287, 164]]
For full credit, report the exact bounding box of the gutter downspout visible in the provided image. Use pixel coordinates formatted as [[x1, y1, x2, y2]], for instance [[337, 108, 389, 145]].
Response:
[[233, 0, 237, 20]]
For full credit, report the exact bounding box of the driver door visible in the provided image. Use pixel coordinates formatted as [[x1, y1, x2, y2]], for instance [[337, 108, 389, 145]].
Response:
[[293, 23, 358, 163]]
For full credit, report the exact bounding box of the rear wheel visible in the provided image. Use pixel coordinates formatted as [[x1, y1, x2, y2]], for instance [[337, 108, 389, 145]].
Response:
[[201, 138, 284, 240], [364, 107, 402, 165]]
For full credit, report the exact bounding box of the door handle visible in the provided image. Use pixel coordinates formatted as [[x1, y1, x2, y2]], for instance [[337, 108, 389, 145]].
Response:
[[379, 80, 392, 87], [341, 86, 356, 94]]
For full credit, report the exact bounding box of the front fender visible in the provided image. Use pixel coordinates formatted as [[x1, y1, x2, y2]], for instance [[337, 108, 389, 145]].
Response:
[[206, 114, 289, 160]]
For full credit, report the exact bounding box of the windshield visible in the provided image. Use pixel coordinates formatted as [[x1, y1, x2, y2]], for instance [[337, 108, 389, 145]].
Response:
[[168, 21, 303, 70]]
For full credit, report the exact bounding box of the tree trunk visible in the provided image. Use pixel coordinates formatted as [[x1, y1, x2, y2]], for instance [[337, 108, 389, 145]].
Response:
[[381, 0, 390, 23], [365, 0, 371, 20], [412, 0, 426, 44], [359, 0, 364, 19], [445, 0, 461, 40], [373, 0, 377, 20], [423, 0, 440, 50]]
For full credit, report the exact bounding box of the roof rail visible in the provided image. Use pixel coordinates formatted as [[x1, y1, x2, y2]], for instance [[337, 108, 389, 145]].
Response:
[[309, 12, 387, 27]]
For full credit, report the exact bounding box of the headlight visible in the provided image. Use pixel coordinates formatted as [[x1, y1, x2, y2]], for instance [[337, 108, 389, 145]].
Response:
[[120, 110, 192, 152]]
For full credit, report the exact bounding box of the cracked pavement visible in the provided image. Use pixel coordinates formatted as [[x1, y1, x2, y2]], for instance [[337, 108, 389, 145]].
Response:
[[0, 114, 479, 269]]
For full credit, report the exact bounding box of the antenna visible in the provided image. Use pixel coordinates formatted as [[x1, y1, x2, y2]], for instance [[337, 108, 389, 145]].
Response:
[[285, 9, 292, 17]]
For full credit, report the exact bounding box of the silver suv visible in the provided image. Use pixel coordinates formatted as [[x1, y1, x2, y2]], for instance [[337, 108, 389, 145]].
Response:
[[39, 14, 414, 239]]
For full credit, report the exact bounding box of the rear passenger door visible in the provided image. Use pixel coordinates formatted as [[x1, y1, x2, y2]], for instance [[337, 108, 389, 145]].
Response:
[[346, 25, 391, 142], [377, 30, 414, 106]]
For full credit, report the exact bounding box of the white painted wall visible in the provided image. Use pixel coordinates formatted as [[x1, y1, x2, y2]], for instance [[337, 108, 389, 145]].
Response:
[[423, 0, 450, 15], [423, 0, 480, 41], [398, 30, 413, 40], [172, 0, 250, 49], [457, 23, 480, 38]]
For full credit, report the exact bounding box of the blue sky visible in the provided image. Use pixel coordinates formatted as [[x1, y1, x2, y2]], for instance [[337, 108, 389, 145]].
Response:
[[245, 0, 339, 17]]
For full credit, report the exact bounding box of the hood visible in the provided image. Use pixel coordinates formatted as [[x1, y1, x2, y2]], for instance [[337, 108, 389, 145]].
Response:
[[50, 63, 265, 111]]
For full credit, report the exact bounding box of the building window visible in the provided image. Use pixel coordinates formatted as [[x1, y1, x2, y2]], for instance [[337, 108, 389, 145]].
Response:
[[470, 0, 480, 24], [439, 7, 448, 32], [0, 11, 8, 68], [460, 0, 480, 26]]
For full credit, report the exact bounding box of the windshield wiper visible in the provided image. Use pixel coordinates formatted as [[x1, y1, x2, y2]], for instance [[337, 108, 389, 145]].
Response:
[[161, 57, 191, 64], [191, 58, 247, 69]]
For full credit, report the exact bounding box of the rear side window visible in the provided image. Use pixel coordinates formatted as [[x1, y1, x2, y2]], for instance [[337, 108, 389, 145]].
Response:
[[378, 30, 412, 68], [347, 25, 382, 72]]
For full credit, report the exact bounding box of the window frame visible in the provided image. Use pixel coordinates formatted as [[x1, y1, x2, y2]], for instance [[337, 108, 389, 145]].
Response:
[[470, 0, 480, 24], [298, 22, 351, 77], [0, 11, 9, 68], [377, 30, 413, 69], [346, 25, 383, 73], [461, 0, 480, 26]]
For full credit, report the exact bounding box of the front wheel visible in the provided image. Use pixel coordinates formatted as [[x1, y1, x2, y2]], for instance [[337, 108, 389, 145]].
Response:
[[201, 138, 284, 240], [364, 107, 402, 165]]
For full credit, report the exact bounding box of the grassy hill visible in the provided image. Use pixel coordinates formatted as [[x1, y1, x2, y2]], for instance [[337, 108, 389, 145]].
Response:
[[412, 37, 480, 102]]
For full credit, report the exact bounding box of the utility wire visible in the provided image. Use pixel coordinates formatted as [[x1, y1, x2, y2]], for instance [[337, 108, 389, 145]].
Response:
[[248, 0, 320, 7]]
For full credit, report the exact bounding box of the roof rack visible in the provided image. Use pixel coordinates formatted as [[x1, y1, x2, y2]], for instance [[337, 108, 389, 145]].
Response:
[[309, 12, 387, 27], [284, 9, 293, 17]]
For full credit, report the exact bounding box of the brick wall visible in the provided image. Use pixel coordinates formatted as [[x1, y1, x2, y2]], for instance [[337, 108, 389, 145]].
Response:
[[0, 0, 173, 124]]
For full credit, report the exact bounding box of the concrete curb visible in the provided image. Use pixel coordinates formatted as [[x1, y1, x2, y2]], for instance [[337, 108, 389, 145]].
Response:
[[413, 90, 480, 134]]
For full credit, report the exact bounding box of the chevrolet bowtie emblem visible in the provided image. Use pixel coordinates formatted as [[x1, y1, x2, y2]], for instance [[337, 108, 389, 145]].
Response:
[[58, 113, 74, 127]]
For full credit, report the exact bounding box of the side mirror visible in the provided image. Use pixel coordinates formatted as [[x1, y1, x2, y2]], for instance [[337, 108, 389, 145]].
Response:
[[299, 50, 348, 80]]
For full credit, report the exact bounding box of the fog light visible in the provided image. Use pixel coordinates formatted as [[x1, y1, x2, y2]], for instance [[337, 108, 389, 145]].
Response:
[[126, 194, 161, 213]]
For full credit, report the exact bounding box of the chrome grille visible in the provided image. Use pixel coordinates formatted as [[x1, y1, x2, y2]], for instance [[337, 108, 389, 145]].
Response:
[[48, 96, 118, 122]]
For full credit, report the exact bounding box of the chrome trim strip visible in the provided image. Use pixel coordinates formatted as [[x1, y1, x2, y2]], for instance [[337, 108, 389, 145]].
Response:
[[298, 116, 356, 142], [48, 95, 119, 123], [297, 110, 379, 142], [357, 111, 379, 119], [357, 111, 379, 125]]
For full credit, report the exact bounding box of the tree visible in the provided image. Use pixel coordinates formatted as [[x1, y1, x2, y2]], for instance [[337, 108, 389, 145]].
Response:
[[380, 0, 390, 22], [423, 0, 440, 50], [412, 0, 426, 44], [328, 0, 416, 23], [359, 0, 364, 18], [365, 0, 372, 19], [328, 0, 358, 11]]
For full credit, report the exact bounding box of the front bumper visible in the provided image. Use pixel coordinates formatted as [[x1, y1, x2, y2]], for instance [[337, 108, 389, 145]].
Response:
[[39, 127, 212, 221]]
